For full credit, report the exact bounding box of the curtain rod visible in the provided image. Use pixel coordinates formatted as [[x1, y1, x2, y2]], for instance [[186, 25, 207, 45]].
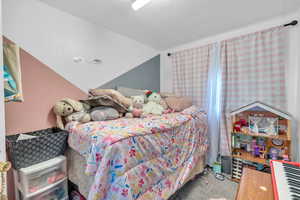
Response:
[[167, 20, 298, 57]]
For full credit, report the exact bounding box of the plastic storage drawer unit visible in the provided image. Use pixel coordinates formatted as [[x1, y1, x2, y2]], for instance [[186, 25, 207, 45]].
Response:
[[18, 179, 68, 200], [15, 156, 66, 195]]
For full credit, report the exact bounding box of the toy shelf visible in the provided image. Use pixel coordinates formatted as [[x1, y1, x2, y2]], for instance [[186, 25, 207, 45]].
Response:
[[229, 102, 292, 182], [232, 148, 269, 166], [232, 131, 290, 141]]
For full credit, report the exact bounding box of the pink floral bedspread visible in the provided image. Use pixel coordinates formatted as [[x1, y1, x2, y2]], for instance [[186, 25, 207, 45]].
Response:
[[66, 106, 208, 200]]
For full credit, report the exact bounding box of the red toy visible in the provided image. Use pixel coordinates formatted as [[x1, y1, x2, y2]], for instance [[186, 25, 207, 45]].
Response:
[[233, 119, 247, 132], [145, 90, 153, 98]]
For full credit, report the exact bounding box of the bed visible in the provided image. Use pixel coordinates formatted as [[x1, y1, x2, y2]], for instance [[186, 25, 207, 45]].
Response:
[[66, 106, 208, 200]]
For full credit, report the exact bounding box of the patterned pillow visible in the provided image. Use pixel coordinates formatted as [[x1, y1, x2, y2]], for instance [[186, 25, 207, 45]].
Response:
[[160, 92, 177, 99], [165, 96, 193, 112], [81, 95, 128, 114], [88, 89, 132, 108], [117, 87, 147, 97]]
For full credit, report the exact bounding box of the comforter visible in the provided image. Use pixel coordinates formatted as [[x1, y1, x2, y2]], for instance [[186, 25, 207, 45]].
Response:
[[66, 106, 208, 200]]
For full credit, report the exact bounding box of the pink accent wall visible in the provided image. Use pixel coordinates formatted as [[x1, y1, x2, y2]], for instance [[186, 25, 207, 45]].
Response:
[[4, 38, 87, 135], [4, 38, 87, 200]]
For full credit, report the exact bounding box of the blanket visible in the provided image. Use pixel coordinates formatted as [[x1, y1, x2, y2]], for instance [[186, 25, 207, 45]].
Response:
[[67, 106, 208, 200]]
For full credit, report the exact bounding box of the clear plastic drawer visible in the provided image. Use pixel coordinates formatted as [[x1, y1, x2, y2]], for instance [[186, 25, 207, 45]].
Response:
[[19, 179, 68, 200], [15, 156, 67, 195]]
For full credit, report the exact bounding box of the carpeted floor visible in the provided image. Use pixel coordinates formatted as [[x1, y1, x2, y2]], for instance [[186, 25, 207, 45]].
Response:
[[169, 170, 238, 200]]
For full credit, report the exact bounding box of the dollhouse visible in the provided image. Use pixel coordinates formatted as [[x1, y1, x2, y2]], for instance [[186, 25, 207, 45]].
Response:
[[229, 101, 292, 181]]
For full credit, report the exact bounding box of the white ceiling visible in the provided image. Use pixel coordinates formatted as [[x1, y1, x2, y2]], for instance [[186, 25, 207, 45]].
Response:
[[39, 0, 300, 50]]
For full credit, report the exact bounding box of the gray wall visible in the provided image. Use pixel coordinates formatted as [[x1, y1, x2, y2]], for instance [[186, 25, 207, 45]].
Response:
[[100, 55, 160, 92]]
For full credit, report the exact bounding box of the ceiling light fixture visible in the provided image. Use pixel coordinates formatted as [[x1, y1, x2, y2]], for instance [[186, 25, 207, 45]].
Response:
[[132, 0, 151, 11]]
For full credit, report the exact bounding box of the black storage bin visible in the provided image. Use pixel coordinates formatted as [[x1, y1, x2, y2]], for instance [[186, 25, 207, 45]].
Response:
[[6, 128, 68, 169]]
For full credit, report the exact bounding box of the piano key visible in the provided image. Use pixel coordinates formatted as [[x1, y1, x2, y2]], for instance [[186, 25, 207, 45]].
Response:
[[291, 192, 300, 198], [290, 186, 300, 191], [291, 194, 300, 200], [284, 167, 300, 173], [286, 170, 300, 175], [288, 182, 300, 188], [288, 181, 300, 189], [286, 173, 300, 180], [290, 187, 300, 195], [292, 194, 300, 198], [284, 163, 300, 170], [284, 163, 300, 169], [291, 196, 300, 200], [285, 169, 300, 175], [286, 168, 300, 175], [287, 178, 300, 185], [286, 170, 300, 177], [286, 174, 300, 181]]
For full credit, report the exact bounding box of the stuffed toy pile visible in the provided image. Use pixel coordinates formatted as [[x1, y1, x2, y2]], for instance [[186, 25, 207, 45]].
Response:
[[125, 91, 169, 117], [53, 89, 192, 129]]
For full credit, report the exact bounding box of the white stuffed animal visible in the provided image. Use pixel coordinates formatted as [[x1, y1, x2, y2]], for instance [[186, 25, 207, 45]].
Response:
[[130, 95, 144, 109], [143, 92, 164, 115], [125, 95, 145, 118]]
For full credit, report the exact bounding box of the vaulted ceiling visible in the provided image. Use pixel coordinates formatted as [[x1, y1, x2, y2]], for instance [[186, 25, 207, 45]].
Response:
[[39, 0, 300, 50]]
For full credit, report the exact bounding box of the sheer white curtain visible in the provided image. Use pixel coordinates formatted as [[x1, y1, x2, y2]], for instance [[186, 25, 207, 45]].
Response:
[[206, 43, 222, 165], [172, 43, 221, 166]]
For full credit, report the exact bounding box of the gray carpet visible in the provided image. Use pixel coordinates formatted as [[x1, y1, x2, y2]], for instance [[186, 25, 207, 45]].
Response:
[[169, 170, 238, 200]]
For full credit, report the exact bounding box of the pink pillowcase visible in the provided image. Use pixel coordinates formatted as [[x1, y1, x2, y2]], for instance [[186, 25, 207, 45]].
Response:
[[165, 96, 193, 112]]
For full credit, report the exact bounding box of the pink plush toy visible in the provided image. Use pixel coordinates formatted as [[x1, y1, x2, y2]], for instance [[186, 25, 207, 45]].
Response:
[[132, 109, 143, 118]]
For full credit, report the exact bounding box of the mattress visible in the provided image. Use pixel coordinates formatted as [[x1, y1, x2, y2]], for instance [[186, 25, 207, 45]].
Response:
[[66, 106, 208, 200]]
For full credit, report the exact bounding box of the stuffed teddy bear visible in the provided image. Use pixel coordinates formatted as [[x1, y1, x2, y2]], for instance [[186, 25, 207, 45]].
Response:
[[65, 111, 91, 124], [125, 95, 145, 118], [53, 98, 91, 129], [145, 90, 168, 110], [143, 92, 164, 115]]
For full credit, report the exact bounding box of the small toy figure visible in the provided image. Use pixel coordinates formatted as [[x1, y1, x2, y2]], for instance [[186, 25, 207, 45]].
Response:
[[254, 146, 260, 157], [251, 139, 257, 155], [269, 148, 279, 160], [241, 143, 247, 151], [257, 138, 265, 146], [246, 143, 252, 152], [256, 164, 265, 171], [213, 162, 222, 174], [259, 152, 266, 159], [282, 154, 289, 161]]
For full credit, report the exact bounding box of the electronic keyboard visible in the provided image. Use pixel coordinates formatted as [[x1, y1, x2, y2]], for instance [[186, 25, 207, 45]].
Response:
[[270, 160, 300, 200]]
